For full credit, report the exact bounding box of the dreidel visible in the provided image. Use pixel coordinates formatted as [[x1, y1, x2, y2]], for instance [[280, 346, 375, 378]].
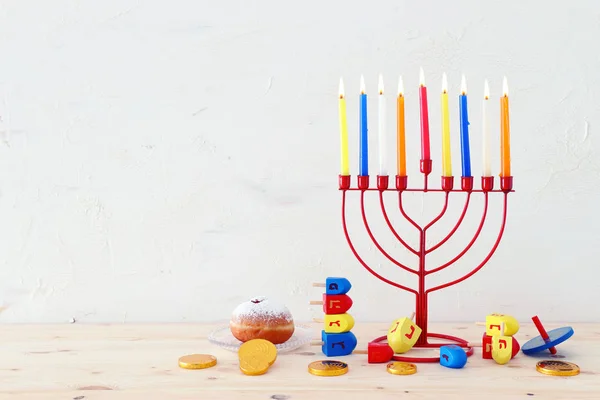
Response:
[[312, 277, 352, 295], [313, 313, 355, 333], [475, 313, 520, 336], [491, 323, 513, 365], [387, 313, 421, 354], [481, 332, 520, 359], [309, 294, 353, 314], [353, 342, 395, 363], [310, 331, 357, 357], [439, 345, 468, 369]]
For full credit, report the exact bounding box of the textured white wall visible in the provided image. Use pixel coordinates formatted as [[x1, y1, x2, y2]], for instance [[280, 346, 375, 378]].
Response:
[[0, 1, 598, 324]]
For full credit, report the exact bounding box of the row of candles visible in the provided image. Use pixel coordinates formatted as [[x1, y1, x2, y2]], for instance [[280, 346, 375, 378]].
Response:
[[338, 68, 511, 180]]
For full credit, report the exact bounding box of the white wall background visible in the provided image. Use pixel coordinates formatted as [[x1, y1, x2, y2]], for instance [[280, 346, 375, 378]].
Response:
[[0, 1, 598, 324]]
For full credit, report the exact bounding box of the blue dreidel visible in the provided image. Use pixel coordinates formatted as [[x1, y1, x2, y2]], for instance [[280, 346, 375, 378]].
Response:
[[522, 316, 574, 356], [311, 331, 357, 357], [312, 277, 352, 295], [439, 345, 468, 369]]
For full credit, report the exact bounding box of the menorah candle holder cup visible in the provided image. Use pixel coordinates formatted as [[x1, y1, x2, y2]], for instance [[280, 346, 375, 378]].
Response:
[[340, 171, 514, 363], [377, 176, 389, 191], [396, 175, 408, 191]]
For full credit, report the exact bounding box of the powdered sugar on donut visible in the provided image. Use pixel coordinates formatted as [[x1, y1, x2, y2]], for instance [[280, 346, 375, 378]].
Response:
[[232, 296, 293, 323]]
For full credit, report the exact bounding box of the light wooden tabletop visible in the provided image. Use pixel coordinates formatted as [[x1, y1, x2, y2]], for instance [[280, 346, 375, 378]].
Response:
[[0, 321, 598, 399]]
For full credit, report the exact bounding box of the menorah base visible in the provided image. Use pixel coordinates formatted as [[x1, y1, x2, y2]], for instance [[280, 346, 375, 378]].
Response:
[[371, 332, 475, 363]]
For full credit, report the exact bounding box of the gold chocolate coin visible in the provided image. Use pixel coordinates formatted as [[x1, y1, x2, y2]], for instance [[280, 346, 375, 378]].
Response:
[[240, 355, 270, 376], [308, 360, 348, 376], [536, 360, 580, 376], [238, 339, 278, 366], [386, 361, 417, 375], [178, 354, 217, 369]]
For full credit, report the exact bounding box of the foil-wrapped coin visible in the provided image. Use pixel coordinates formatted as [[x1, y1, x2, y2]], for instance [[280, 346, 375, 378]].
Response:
[[386, 361, 417, 375], [536, 360, 580, 376], [178, 354, 217, 369], [308, 360, 348, 376], [240, 355, 270, 376], [239, 339, 277, 366]]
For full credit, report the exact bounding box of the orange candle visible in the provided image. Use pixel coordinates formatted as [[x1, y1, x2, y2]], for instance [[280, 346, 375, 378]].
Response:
[[397, 76, 406, 176], [500, 77, 511, 177]]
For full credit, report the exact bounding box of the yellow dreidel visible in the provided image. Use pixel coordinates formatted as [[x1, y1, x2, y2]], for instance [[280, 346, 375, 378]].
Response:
[[476, 313, 520, 336], [387, 312, 422, 354], [312, 313, 355, 333], [492, 322, 513, 365]]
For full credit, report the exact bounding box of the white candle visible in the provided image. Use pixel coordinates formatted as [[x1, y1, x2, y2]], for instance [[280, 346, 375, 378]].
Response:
[[482, 79, 491, 177], [378, 74, 387, 176]]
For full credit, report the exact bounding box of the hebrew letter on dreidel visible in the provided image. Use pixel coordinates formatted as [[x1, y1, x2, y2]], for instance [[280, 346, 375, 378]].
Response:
[[323, 313, 355, 333], [387, 317, 422, 354], [482, 332, 519, 360], [320, 331, 357, 357], [439, 345, 467, 369], [486, 314, 520, 336], [366, 343, 394, 364], [311, 294, 353, 314], [324, 277, 352, 295], [492, 335, 512, 365]]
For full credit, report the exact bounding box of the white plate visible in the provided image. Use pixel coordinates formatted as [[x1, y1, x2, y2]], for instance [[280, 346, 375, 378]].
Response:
[[208, 324, 314, 353]]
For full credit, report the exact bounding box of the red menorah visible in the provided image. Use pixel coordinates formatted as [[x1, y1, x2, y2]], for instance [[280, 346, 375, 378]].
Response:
[[339, 166, 514, 363]]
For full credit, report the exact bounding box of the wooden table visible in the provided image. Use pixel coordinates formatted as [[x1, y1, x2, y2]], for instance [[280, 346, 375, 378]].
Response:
[[0, 322, 598, 399]]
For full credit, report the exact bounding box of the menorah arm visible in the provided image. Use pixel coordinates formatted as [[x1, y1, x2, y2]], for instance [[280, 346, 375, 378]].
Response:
[[425, 192, 508, 294], [426, 192, 488, 275], [398, 192, 422, 231], [360, 192, 417, 275], [378, 192, 418, 256], [423, 192, 450, 230], [426, 193, 471, 254], [342, 191, 418, 295]]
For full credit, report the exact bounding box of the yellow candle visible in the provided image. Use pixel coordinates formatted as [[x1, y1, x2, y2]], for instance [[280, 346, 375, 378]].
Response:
[[500, 77, 511, 177], [397, 76, 406, 176], [339, 77, 349, 176], [441, 73, 452, 177]]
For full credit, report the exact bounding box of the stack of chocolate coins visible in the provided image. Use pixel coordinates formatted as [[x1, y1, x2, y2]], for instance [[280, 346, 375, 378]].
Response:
[[238, 339, 277, 375]]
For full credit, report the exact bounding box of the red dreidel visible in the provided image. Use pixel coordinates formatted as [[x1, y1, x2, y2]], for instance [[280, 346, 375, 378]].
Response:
[[354, 342, 395, 363], [309, 294, 353, 314], [481, 332, 520, 359]]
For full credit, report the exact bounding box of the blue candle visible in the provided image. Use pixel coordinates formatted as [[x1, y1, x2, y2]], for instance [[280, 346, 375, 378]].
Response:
[[459, 75, 471, 177], [359, 75, 368, 176]]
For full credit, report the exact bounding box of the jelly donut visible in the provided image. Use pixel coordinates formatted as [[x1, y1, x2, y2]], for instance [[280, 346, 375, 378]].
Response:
[[230, 296, 294, 344]]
